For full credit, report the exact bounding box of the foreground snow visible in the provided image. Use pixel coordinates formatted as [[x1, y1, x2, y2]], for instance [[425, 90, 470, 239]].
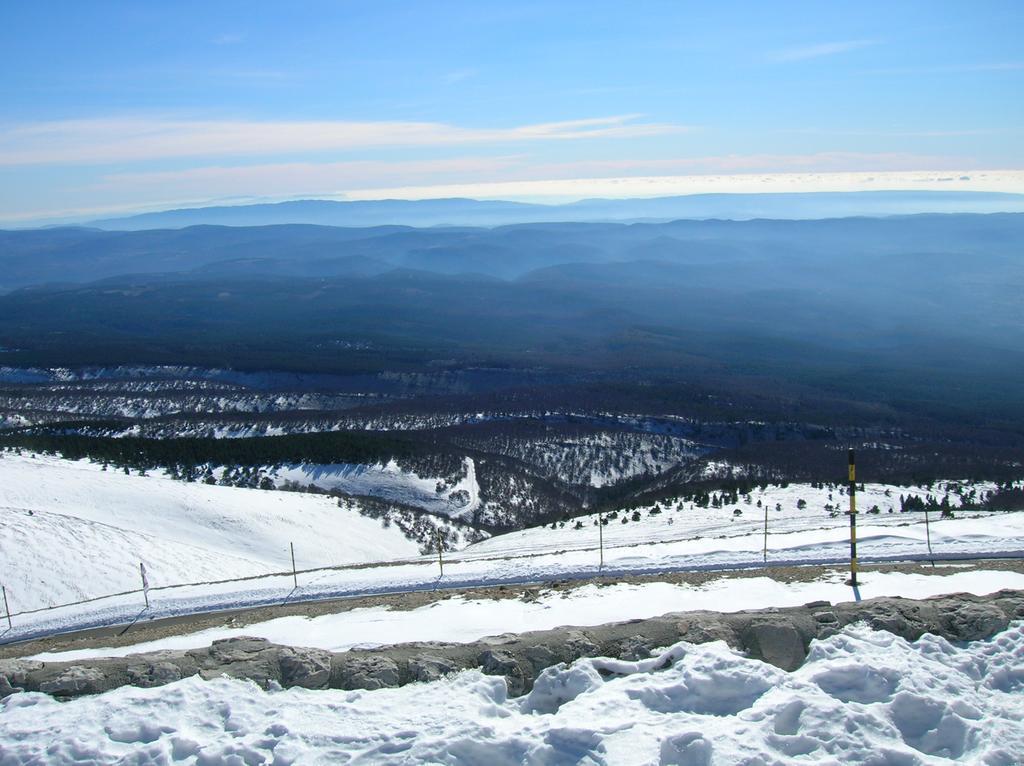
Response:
[[28, 569, 1024, 663], [4, 623, 1023, 765]]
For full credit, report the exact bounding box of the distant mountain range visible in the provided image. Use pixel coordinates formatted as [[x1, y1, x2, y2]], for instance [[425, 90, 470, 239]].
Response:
[[88, 190, 1024, 230], [3, 212, 1023, 426]]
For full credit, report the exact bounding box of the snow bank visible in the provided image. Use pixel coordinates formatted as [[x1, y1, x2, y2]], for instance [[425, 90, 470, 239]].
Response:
[[3, 623, 1022, 764]]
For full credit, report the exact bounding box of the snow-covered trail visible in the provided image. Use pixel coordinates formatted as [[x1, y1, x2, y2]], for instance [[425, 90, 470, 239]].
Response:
[[5, 512, 1024, 645], [4, 624, 1023, 765], [27, 569, 1024, 663]]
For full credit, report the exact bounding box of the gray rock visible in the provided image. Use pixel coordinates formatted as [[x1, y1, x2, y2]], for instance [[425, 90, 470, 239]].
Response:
[[562, 629, 600, 660], [478, 648, 527, 696], [616, 635, 654, 661], [279, 647, 331, 689], [126, 661, 183, 688], [675, 615, 738, 648], [39, 665, 107, 696], [744, 622, 806, 671], [0, 659, 43, 687], [942, 602, 1009, 641], [523, 645, 561, 675], [207, 636, 273, 663], [407, 654, 458, 683], [0, 675, 20, 698], [335, 655, 400, 690], [843, 600, 934, 640]]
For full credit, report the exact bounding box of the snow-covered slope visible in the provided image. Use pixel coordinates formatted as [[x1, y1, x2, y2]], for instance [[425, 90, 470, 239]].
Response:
[[464, 480, 1021, 559], [0, 453, 421, 613]]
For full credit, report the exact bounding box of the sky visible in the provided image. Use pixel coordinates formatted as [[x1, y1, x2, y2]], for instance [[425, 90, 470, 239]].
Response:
[[1, 0, 1023, 224]]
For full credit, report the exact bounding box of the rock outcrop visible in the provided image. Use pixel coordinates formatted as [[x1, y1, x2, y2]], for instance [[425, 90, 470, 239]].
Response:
[[3, 590, 1022, 700]]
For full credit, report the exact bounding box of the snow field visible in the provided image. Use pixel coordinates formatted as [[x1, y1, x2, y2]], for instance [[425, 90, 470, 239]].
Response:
[[3, 623, 1022, 764], [0, 453, 421, 613]]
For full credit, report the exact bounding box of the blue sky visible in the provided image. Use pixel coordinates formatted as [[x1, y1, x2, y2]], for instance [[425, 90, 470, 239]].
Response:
[[1, 0, 1022, 222]]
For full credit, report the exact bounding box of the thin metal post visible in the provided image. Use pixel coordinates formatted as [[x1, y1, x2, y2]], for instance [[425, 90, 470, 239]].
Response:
[[290, 542, 298, 588], [2, 585, 11, 630], [598, 509, 604, 570], [763, 501, 769, 563], [924, 507, 934, 565], [437, 529, 444, 577], [848, 449, 858, 587]]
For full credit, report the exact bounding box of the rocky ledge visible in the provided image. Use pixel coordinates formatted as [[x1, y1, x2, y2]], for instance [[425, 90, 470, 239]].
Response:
[[3, 590, 1022, 700]]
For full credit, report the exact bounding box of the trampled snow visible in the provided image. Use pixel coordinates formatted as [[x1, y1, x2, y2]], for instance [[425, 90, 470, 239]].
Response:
[[3, 623, 1023, 765], [27, 569, 1024, 663]]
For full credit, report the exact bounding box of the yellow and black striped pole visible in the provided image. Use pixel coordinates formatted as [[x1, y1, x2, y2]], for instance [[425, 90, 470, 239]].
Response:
[[848, 449, 858, 586]]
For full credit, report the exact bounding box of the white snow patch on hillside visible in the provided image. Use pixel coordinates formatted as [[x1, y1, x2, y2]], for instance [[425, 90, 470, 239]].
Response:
[[29, 569, 1024, 663], [271, 456, 481, 518], [5, 623, 1023, 764], [0, 453, 420, 613]]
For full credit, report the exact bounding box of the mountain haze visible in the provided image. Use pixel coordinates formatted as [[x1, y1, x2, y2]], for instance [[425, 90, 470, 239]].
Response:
[[87, 191, 1024, 230]]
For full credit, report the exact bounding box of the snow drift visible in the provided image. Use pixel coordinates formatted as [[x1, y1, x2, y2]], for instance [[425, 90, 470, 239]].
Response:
[[2, 623, 1022, 764]]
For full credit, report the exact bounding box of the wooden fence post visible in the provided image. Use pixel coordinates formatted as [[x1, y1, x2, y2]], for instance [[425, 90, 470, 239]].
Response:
[[140, 562, 150, 608], [847, 450, 859, 587]]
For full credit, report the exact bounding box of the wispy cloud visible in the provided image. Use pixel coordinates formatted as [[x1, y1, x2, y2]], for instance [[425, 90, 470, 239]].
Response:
[[771, 39, 879, 62], [0, 115, 688, 166], [516, 151, 976, 176], [93, 156, 525, 195]]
